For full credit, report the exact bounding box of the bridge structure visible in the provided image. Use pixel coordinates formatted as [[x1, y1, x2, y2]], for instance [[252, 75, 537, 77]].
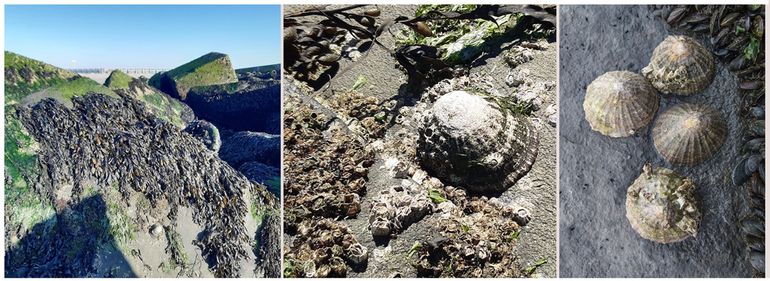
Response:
[[68, 68, 168, 75]]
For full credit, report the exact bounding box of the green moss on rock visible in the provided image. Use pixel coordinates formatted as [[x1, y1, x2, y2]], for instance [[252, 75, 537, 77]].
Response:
[[4, 109, 55, 233], [104, 70, 134, 90], [4, 51, 77, 105], [21, 77, 119, 108], [159, 52, 238, 99]]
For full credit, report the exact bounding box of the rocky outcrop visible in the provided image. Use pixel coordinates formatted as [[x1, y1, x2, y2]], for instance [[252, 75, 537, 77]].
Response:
[[11, 92, 277, 277], [4, 51, 77, 104], [4, 53, 279, 278], [149, 52, 238, 100], [106, 70, 195, 128], [104, 70, 134, 90], [219, 131, 280, 168], [185, 72, 281, 134], [238, 161, 280, 196], [184, 120, 221, 152], [236, 64, 281, 80]]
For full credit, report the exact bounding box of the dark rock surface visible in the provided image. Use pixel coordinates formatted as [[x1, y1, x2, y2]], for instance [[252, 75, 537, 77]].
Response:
[[5, 196, 135, 277], [559, 5, 751, 278], [219, 131, 280, 168], [238, 161, 280, 196], [184, 120, 221, 152], [185, 74, 280, 134], [10, 92, 278, 277]]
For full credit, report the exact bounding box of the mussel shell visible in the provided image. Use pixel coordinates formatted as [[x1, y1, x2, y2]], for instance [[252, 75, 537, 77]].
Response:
[[583, 71, 659, 138], [642, 35, 715, 95], [652, 103, 727, 166], [733, 157, 750, 186]]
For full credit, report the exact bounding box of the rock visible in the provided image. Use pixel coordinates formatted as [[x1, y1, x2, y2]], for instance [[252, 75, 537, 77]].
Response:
[[504, 46, 535, 68], [184, 120, 221, 152], [149, 52, 238, 100], [545, 104, 558, 127], [7, 91, 278, 278], [4, 51, 77, 100], [104, 70, 195, 128], [184, 71, 280, 134], [237, 161, 280, 196], [506, 68, 531, 87], [219, 131, 280, 168], [104, 70, 134, 90], [149, 224, 164, 237], [559, 5, 752, 277]]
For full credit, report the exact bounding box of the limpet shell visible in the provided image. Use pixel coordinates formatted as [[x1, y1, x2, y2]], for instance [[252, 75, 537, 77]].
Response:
[[417, 91, 538, 193], [642, 35, 715, 95], [583, 71, 660, 137], [652, 103, 727, 165], [626, 164, 701, 243]]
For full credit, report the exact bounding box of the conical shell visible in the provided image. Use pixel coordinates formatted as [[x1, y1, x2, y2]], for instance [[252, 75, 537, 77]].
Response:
[[642, 35, 715, 95], [626, 164, 701, 244], [583, 71, 660, 137], [417, 91, 538, 193], [652, 103, 726, 165]]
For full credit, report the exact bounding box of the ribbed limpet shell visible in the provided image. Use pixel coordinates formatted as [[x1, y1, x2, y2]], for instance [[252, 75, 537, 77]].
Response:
[[652, 103, 727, 165], [626, 164, 701, 243], [583, 71, 660, 137], [642, 35, 715, 95], [417, 91, 538, 193]]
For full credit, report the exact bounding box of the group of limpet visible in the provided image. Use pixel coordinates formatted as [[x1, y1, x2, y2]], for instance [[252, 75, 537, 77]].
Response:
[[584, 35, 726, 244]]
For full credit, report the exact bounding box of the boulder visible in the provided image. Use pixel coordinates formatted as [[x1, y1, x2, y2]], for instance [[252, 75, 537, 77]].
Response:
[[184, 69, 280, 134], [103, 69, 134, 90], [238, 161, 280, 196], [184, 120, 221, 152], [219, 131, 280, 168], [106, 70, 195, 129], [149, 52, 238, 100]]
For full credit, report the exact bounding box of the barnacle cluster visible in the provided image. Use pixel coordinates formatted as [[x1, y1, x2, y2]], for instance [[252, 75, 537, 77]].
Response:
[[413, 197, 527, 277], [324, 90, 392, 139], [283, 93, 374, 231], [368, 179, 433, 237], [283, 219, 368, 278]]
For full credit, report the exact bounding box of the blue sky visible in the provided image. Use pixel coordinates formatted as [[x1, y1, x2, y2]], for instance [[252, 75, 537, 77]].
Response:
[[5, 5, 280, 69]]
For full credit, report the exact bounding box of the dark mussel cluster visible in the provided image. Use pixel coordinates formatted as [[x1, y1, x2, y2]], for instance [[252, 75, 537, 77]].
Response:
[[15, 92, 277, 277], [284, 5, 382, 90]]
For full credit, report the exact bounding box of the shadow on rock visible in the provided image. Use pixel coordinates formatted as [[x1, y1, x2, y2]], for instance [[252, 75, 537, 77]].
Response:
[[5, 195, 136, 278]]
